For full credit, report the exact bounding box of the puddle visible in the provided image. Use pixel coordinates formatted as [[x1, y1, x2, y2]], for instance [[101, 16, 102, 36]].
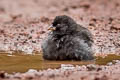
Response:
[[0, 52, 120, 73]]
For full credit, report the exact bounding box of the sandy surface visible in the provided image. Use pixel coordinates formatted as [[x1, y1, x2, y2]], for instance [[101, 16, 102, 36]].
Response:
[[0, 0, 120, 54]]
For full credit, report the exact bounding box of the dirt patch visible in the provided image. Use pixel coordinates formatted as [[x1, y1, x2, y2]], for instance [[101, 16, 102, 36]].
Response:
[[0, 59, 120, 80]]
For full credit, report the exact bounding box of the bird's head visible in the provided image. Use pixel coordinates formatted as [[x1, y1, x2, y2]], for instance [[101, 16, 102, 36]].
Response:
[[48, 15, 77, 35]]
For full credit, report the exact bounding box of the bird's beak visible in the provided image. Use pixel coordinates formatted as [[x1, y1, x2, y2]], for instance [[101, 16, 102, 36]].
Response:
[[48, 25, 56, 31]]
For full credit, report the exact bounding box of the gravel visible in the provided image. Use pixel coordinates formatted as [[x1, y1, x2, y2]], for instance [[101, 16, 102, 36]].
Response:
[[0, 60, 120, 80], [0, 0, 120, 55]]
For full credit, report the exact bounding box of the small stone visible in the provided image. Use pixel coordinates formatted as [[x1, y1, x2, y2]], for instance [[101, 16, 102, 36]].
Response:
[[0, 71, 5, 78], [107, 62, 113, 66], [113, 60, 120, 63], [86, 64, 97, 71], [13, 73, 22, 79], [96, 67, 102, 71], [27, 69, 38, 73], [61, 64, 75, 70], [81, 65, 87, 70]]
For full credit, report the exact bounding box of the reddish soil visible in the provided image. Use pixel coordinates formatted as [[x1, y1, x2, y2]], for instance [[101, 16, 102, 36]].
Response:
[[0, 0, 120, 80], [0, 0, 120, 54]]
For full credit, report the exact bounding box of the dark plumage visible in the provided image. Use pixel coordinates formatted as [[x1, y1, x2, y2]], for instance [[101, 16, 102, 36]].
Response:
[[41, 15, 94, 60]]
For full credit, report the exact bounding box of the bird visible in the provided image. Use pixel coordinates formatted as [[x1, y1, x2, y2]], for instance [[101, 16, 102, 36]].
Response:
[[41, 15, 94, 60]]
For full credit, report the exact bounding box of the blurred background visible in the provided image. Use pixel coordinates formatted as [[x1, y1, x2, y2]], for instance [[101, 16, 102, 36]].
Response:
[[0, 0, 120, 55]]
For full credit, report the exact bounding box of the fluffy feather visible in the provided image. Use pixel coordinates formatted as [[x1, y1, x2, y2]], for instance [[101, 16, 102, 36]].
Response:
[[42, 15, 94, 60]]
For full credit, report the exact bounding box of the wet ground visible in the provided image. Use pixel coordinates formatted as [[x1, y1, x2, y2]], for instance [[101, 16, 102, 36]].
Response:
[[0, 53, 120, 73], [0, 53, 120, 80]]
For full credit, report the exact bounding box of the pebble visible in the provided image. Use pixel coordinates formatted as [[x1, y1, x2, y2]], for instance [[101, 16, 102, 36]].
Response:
[[107, 62, 113, 66], [61, 64, 75, 70], [0, 71, 5, 78], [27, 69, 38, 73], [86, 64, 97, 71]]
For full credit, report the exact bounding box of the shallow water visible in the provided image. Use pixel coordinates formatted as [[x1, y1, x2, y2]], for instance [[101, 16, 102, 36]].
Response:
[[0, 52, 120, 73]]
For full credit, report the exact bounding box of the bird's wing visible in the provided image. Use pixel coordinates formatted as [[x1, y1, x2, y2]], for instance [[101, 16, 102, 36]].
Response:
[[76, 25, 94, 46], [72, 36, 94, 60]]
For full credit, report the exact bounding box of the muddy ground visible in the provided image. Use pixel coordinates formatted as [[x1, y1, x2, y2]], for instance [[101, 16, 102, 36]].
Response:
[[0, 0, 120, 80], [0, 59, 120, 80]]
